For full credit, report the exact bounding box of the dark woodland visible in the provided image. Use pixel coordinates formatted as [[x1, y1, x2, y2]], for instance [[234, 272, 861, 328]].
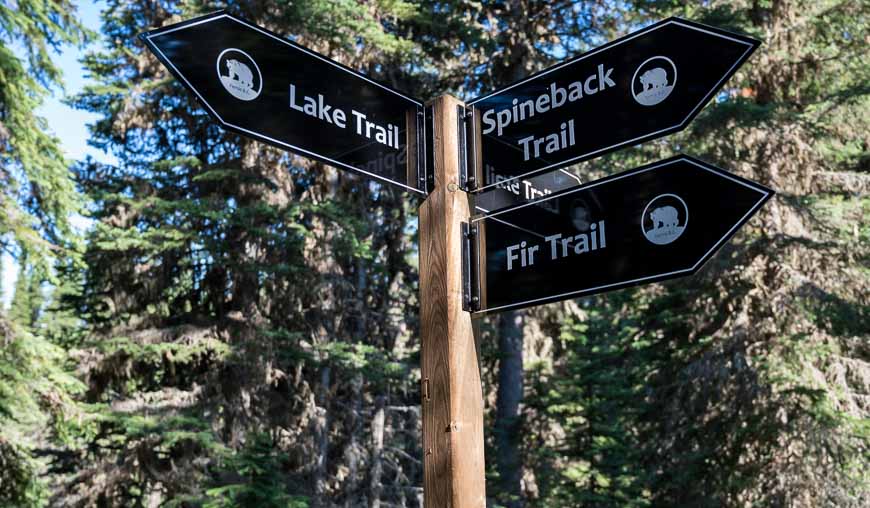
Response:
[[0, 0, 867, 506]]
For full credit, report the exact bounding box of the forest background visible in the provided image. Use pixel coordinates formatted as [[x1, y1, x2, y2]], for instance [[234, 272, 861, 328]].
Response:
[[1, 0, 867, 507]]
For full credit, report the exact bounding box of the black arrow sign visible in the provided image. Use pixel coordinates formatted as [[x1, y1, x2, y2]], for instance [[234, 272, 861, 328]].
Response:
[[473, 168, 583, 215], [140, 11, 426, 194], [470, 155, 773, 315], [467, 18, 760, 193]]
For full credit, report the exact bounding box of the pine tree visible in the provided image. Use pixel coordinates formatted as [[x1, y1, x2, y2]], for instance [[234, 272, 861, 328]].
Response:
[[5, 1, 862, 506], [9, 251, 45, 329], [622, 1, 869, 505], [0, 0, 87, 265], [0, 2, 88, 506], [64, 1, 427, 505], [522, 1, 869, 506]]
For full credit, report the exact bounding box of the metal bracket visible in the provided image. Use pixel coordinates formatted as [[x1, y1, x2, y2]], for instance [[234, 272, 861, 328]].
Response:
[[424, 104, 436, 193], [416, 109, 427, 193], [461, 222, 481, 312], [457, 106, 477, 192]]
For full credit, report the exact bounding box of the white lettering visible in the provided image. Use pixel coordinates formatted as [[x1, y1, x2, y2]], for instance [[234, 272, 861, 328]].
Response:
[[352, 110, 366, 135], [289, 84, 304, 112], [290, 84, 345, 127], [482, 109, 496, 135], [333, 108, 346, 128], [317, 94, 332, 124], [519, 135, 535, 161], [546, 234, 561, 259], [502, 221, 607, 271], [477, 67, 615, 136], [507, 244, 521, 271], [584, 74, 598, 95], [598, 64, 615, 89], [518, 119, 575, 161]]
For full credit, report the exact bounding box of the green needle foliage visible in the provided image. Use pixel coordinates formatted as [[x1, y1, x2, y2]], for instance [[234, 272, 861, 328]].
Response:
[[0, 0, 88, 264], [0, 0, 866, 506], [521, 1, 869, 506], [0, 2, 89, 506]]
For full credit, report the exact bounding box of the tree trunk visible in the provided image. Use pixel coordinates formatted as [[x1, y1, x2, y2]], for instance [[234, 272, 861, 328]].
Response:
[[314, 364, 332, 506], [370, 396, 386, 508], [344, 373, 363, 507], [495, 310, 524, 507]]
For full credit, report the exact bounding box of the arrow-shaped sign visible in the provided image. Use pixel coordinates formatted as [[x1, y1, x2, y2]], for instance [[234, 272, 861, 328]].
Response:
[[469, 155, 772, 314], [467, 18, 760, 193], [473, 168, 583, 214], [140, 11, 426, 194]]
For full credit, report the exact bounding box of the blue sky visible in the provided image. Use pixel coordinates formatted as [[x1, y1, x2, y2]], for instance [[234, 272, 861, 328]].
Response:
[[1, 1, 108, 307], [40, 1, 109, 163]]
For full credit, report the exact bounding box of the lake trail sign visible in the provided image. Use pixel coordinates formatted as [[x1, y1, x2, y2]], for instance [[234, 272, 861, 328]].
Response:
[[467, 155, 773, 315], [467, 18, 760, 193], [140, 11, 427, 194]]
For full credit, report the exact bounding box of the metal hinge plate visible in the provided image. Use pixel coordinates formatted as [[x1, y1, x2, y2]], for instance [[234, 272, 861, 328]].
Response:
[[461, 221, 481, 312]]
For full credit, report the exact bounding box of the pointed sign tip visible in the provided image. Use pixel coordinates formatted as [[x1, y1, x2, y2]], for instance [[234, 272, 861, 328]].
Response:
[[473, 155, 775, 314]]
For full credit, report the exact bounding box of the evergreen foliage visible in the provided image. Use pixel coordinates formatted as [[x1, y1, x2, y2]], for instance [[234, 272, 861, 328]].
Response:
[[0, 0, 866, 506], [0, 2, 88, 505], [0, 0, 87, 265]]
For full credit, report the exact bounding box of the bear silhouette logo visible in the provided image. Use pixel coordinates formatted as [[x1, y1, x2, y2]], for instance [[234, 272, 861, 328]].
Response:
[[642, 194, 687, 245], [216, 48, 262, 101], [640, 68, 668, 91], [650, 205, 679, 228], [632, 56, 677, 106], [226, 59, 254, 89]]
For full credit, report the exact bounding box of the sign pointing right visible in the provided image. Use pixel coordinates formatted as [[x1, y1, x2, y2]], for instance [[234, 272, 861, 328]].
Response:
[[469, 156, 773, 315], [468, 18, 760, 193]]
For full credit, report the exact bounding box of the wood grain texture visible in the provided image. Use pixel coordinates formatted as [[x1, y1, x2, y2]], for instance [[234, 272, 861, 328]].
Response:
[[419, 95, 486, 508]]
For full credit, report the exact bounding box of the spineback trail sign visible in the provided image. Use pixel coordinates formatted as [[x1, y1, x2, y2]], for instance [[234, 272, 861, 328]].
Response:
[[465, 156, 773, 315], [140, 11, 426, 194], [143, 10, 768, 508], [466, 17, 760, 193]]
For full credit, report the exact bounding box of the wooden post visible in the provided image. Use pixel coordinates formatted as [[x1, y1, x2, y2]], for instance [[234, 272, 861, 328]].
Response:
[[419, 95, 486, 507]]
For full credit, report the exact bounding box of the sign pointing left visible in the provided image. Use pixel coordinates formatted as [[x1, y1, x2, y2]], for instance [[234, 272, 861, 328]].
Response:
[[140, 11, 427, 194]]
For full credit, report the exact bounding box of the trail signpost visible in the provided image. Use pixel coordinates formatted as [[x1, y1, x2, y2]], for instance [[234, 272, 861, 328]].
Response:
[[140, 11, 426, 194], [465, 17, 760, 192], [466, 156, 773, 314], [144, 10, 767, 508]]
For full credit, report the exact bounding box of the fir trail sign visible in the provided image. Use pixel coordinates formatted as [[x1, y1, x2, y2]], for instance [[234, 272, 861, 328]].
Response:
[[466, 18, 760, 193], [466, 156, 773, 315], [140, 11, 426, 195]]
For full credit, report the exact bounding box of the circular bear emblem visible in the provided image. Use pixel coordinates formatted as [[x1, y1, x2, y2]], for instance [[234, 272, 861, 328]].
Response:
[[216, 48, 262, 101], [631, 56, 677, 106], [641, 193, 688, 245]]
